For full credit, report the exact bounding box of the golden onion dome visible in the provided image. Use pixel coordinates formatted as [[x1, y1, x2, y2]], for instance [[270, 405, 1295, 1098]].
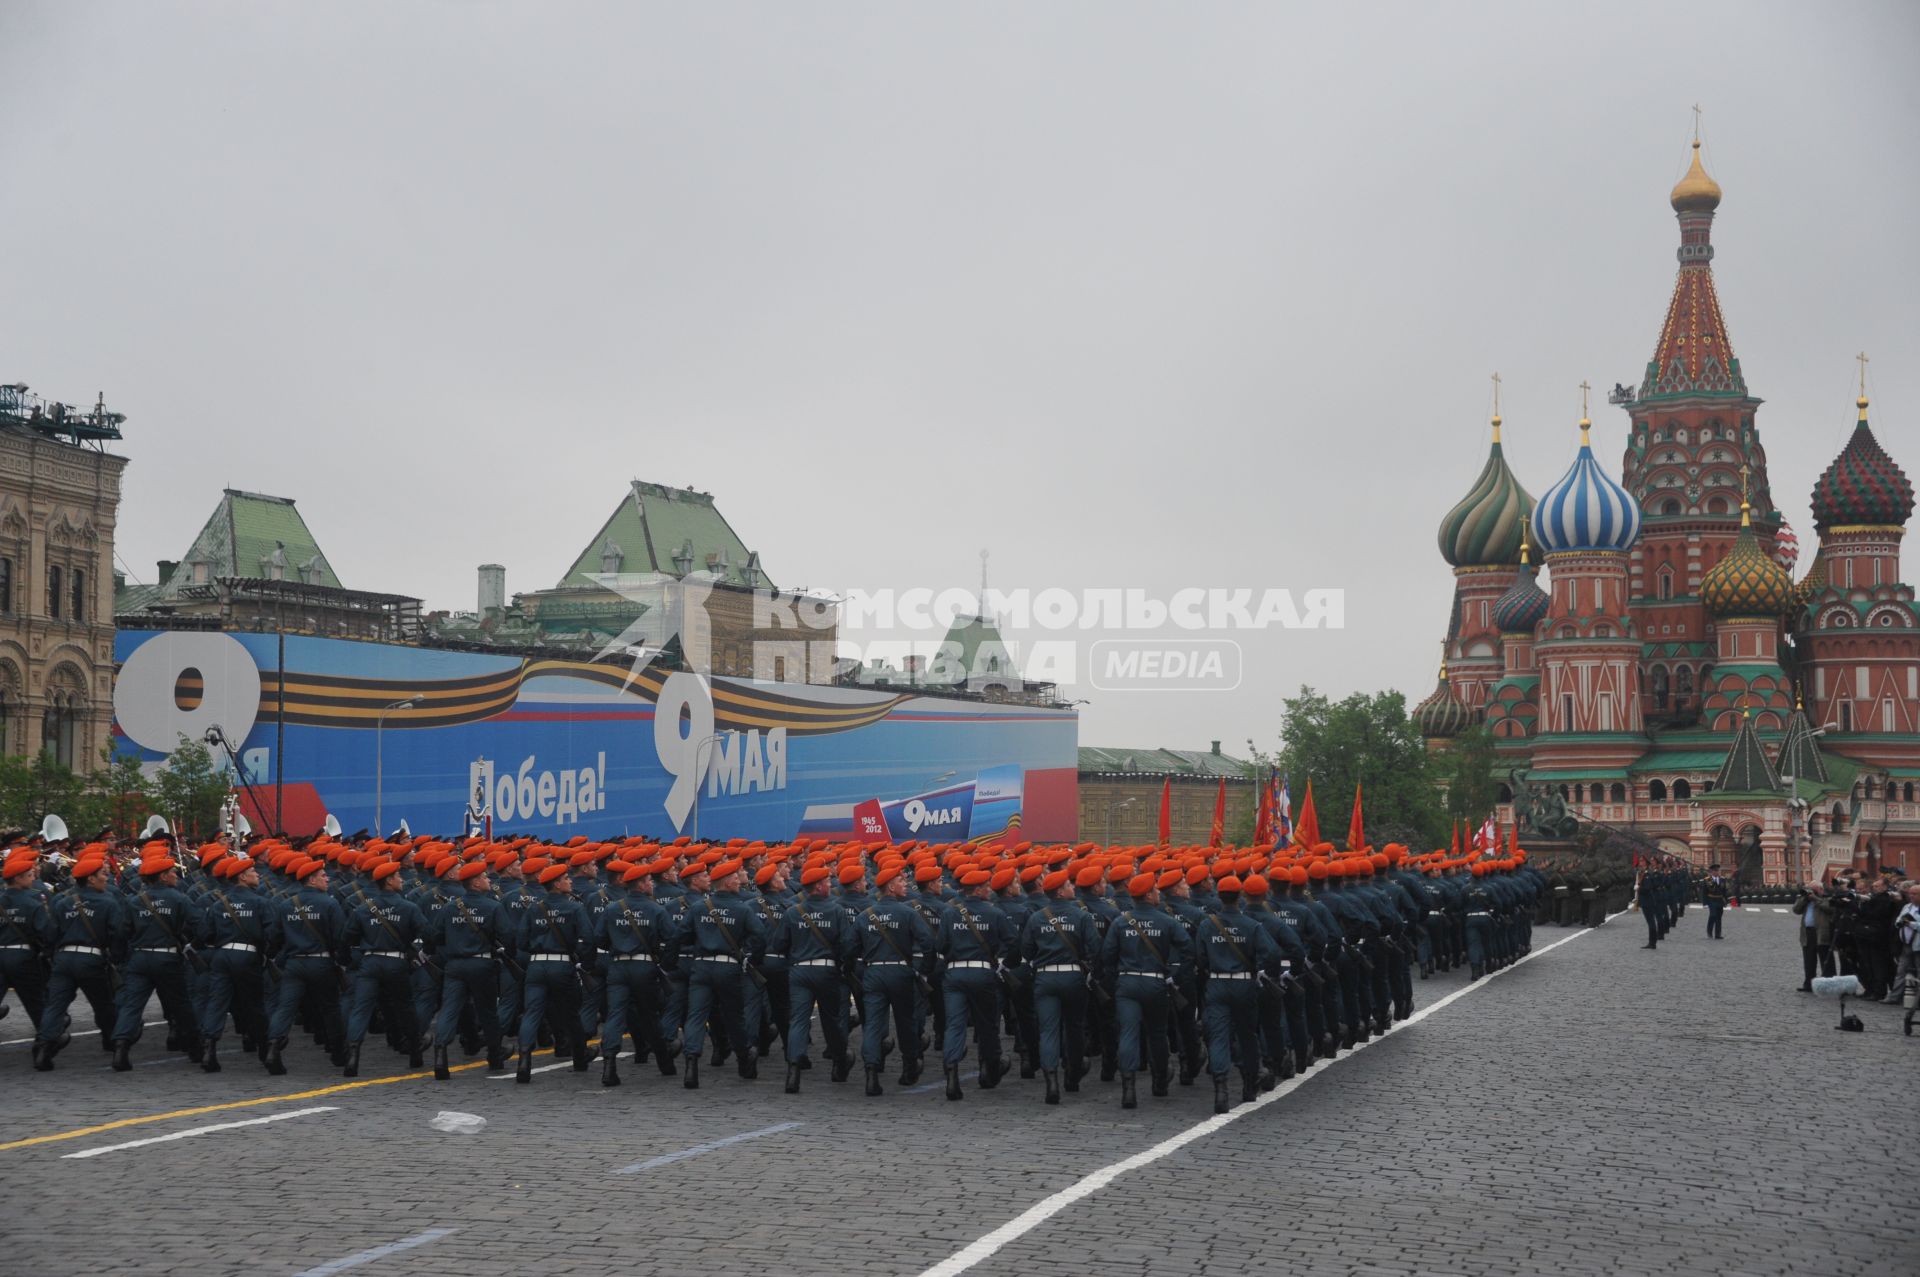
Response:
[[1701, 496, 1792, 617], [1670, 139, 1723, 213]]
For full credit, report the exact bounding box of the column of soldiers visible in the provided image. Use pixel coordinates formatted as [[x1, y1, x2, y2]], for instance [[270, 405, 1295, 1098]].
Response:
[[1, 830, 1543, 1114]]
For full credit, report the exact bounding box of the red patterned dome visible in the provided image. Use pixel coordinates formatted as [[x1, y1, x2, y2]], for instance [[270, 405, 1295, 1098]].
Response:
[[1810, 396, 1913, 532]]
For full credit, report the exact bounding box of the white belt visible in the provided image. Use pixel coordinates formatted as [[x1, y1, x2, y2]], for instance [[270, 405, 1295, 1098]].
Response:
[[794, 958, 839, 967], [696, 954, 741, 962], [221, 942, 257, 952], [363, 950, 405, 958], [867, 959, 905, 966], [1209, 971, 1253, 980], [528, 954, 572, 962], [1120, 969, 1168, 978], [137, 946, 179, 953], [1428, 911, 1446, 918], [0, 944, 32, 950], [1468, 911, 1491, 918], [763, 953, 787, 960], [611, 954, 656, 963], [63, 945, 103, 954], [948, 960, 993, 969], [1037, 963, 1080, 972]]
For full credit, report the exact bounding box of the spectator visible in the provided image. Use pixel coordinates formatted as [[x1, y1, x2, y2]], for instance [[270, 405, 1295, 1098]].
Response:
[[1893, 886, 1920, 1006], [1857, 877, 1900, 1000], [1792, 882, 1834, 991]]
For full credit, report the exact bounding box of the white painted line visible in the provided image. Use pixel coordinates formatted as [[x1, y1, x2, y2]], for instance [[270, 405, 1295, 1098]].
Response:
[[612, 1121, 802, 1174], [1772, 908, 1788, 913], [491, 1060, 576, 1077], [1, 1019, 166, 1049], [290, 1227, 456, 1277], [905, 1069, 979, 1095], [913, 914, 1624, 1277], [61, 1105, 338, 1159], [96, 1054, 191, 1071]]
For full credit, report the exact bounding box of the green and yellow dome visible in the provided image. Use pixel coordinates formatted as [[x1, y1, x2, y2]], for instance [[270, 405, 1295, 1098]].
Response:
[[1437, 414, 1534, 568], [1701, 494, 1793, 618]]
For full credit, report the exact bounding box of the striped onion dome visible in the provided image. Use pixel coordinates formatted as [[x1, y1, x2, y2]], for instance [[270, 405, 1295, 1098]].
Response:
[[1530, 417, 1642, 555], [1702, 498, 1794, 617], [1491, 536, 1550, 634], [1437, 417, 1534, 568], [1772, 517, 1799, 572], [1810, 395, 1913, 532], [1413, 665, 1471, 739]]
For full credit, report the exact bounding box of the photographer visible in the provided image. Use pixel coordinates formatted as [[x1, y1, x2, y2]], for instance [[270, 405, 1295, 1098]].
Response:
[[1893, 885, 1920, 1005], [1792, 882, 1835, 991], [1828, 879, 1863, 982], [1857, 877, 1900, 1001]]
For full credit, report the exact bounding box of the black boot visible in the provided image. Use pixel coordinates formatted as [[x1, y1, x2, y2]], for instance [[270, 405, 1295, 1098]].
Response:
[[1064, 1060, 1082, 1093], [434, 1044, 452, 1081], [683, 1055, 699, 1089], [865, 1066, 884, 1096], [408, 1035, 425, 1069], [1294, 1046, 1312, 1075], [895, 1056, 920, 1086], [201, 1038, 222, 1074], [343, 1042, 361, 1078], [1470, 964, 1483, 980], [1121, 1072, 1137, 1110], [1150, 1067, 1169, 1097], [710, 1039, 728, 1068], [1099, 1056, 1117, 1082], [737, 1048, 757, 1080], [1019, 1048, 1037, 1080], [1278, 1050, 1295, 1081], [944, 1064, 963, 1101], [603, 1053, 622, 1088], [1241, 1070, 1259, 1103], [515, 1046, 533, 1084], [186, 1034, 203, 1065], [1213, 1076, 1230, 1114], [785, 1062, 802, 1094], [657, 1050, 677, 1077], [980, 1056, 1011, 1089], [832, 1054, 853, 1084], [31, 1040, 52, 1072], [1178, 1056, 1199, 1086], [572, 1041, 594, 1072], [265, 1038, 288, 1076], [1044, 1069, 1060, 1105], [111, 1041, 132, 1072]]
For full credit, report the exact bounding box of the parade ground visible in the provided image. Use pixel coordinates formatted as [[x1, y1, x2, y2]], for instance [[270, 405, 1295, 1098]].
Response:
[[0, 908, 1905, 1277]]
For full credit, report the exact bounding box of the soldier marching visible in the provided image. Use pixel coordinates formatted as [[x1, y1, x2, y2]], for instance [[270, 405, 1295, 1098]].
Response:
[[3, 825, 1548, 1113]]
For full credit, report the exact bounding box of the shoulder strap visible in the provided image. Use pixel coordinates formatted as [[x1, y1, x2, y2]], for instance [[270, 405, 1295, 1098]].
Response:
[[528, 892, 577, 951], [701, 893, 746, 958], [1123, 910, 1172, 970], [614, 894, 667, 963], [953, 900, 999, 961], [69, 887, 111, 951], [1208, 912, 1253, 967], [862, 905, 917, 964], [1039, 903, 1090, 968], [447, 891, 501, 946], [132, 881, 190, 951], [349, 882, 410, 950], [794, 900, 841, 956]]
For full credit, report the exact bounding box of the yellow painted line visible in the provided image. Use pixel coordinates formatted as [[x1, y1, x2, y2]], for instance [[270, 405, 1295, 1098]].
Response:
[[2, 1055, 500, 1153]]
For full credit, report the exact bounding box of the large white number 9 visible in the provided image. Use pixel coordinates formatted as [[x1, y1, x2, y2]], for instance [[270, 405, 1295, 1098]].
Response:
[[655, 672, 715, 831]]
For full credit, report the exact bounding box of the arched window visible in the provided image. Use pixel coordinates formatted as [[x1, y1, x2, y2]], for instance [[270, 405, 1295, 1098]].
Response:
[[1706, 496, 1729, 515], [46, 565, 62, 619], [1559, 784, 1571, 801], [1657, 566, 1674, 598], [1672, 778, 1692, 801], [0, 556, 11, 614], [70, 568, 85, 624], [1839, 702, 1853, 732], [1652, 668, 1670, 708], [1660, 499, 1681, 516], [1905, 782, 1915, 803], [1610, 782, 1627, 802], [40, 666, 84, 769], [1831, 802, 1847, 832], [1676, 667, 1694, 698], [1649, 778, 1668, 801]]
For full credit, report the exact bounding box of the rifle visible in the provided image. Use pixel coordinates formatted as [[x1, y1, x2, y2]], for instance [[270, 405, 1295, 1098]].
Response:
[[346, 880, 435, 972], [129, 879, 209, 975], [65, 889, 124, 995], [700, 894, 767, 990], [1118, 910, 1187, 1012], [950, 900, 1017, 994], [860, 905, 931, 998], [447, 891, 522, 981], [1040, 903, 1111, 1007]]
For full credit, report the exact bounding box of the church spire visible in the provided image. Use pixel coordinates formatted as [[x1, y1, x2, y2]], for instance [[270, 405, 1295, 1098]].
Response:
[[1642, 125, 1744, 401]]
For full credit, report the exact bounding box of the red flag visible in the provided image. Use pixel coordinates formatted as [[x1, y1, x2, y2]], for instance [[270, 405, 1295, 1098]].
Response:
[[1451, 820, 1462, 859], [1157, 777, 1172, 847], [1209, 778, 1226, 848], [1293, 779, 1320, 848], [1506, 821, 1518, 858], [1254, 778, 1273, 846], [1346, 783, 1367, 852]]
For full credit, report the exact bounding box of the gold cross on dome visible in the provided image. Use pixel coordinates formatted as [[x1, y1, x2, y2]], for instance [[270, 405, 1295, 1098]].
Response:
[[1578, 380, 1591, 417], [1740, 463, 1751, 501], [1692, 103, 1703, 142], [1857, 351, 1870, 396], [1491, 371, 1501, 417]]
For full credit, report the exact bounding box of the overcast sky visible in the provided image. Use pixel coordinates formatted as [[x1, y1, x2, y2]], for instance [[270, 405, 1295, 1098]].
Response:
[[4, 2, 1916, 755]]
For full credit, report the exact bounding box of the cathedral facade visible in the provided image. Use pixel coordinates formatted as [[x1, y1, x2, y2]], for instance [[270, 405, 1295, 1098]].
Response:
[[1418, 140, 1919, 885]]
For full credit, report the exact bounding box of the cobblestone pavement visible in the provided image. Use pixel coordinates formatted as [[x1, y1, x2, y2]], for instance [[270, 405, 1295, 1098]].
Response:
[[0, 907, 1907, 1277]]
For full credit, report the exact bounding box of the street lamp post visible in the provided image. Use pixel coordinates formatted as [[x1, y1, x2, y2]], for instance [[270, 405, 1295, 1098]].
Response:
[[375, 696, 423, 836], [690, 733, 726, 842], [1106, 796, 1136, 845]]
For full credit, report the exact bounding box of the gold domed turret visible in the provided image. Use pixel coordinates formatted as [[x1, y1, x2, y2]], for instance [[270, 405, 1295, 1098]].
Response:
[[1701, 473, 1792, 617], [1670, 139, 1722, 213]]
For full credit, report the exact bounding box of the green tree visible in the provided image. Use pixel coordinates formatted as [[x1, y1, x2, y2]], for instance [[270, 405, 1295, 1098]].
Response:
[[0, 751, 86, 835], [1440, 725, 1502, 831], [1277, 686, 1446, 851], [72, 745, 156, 840], [151, 736, 232, 841]]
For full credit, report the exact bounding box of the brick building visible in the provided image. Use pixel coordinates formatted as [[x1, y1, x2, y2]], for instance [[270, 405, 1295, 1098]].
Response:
[[1078, 742, 1254, 845]]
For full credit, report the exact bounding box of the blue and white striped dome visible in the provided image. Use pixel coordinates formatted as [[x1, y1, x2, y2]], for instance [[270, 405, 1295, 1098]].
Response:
[[1530, 421, 1642, 555]]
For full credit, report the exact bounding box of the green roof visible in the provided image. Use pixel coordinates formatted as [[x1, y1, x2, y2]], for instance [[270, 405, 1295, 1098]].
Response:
[[160, 490, 342, 596], [1776, 708, 1830, 785], [1630, 750, 1731, 772], [1079, 746, 1252, 778], [1525, 768, 1631, 782], [559, 481, 769, 590], [1714, 714, 1780, 795], [925, 614, 1022, 687]]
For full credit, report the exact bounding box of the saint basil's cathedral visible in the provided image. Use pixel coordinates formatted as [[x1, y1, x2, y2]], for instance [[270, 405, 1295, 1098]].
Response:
[[1417, 136, 1919, 885]]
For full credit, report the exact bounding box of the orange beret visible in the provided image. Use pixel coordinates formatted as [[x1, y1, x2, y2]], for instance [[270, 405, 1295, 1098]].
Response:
[[451, 860, 485, 881], [710, 858, 743, 880], [72, 854, 107, 881], [1127, 872, 1155, 898], [1157, 868, 1184, 890], [989, 867, 1016, 891], [1242, 873, 1268, 897], [621, 862, 653, 884], [3, 854, 37, 879], [801, 865, 830, 887], [537, 863, 570, 884], [876, 864, 903, 888], [1307, 861, 1329, 879], [1074, 865, 1102, 889], [1217, 875, 1242, 894], [960, 870, 990, 887], [1106, 864, 1132, 884], [837, 862, 865, 886], [1185, 864, 1210, 886], [1019, 864, 1043, 883], [1041, 869, 1069, 892], [370, 862, 402, 882], [293, 859, 325, 881], [753, 863, 778, 887], [139, 856, 178, 876]]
